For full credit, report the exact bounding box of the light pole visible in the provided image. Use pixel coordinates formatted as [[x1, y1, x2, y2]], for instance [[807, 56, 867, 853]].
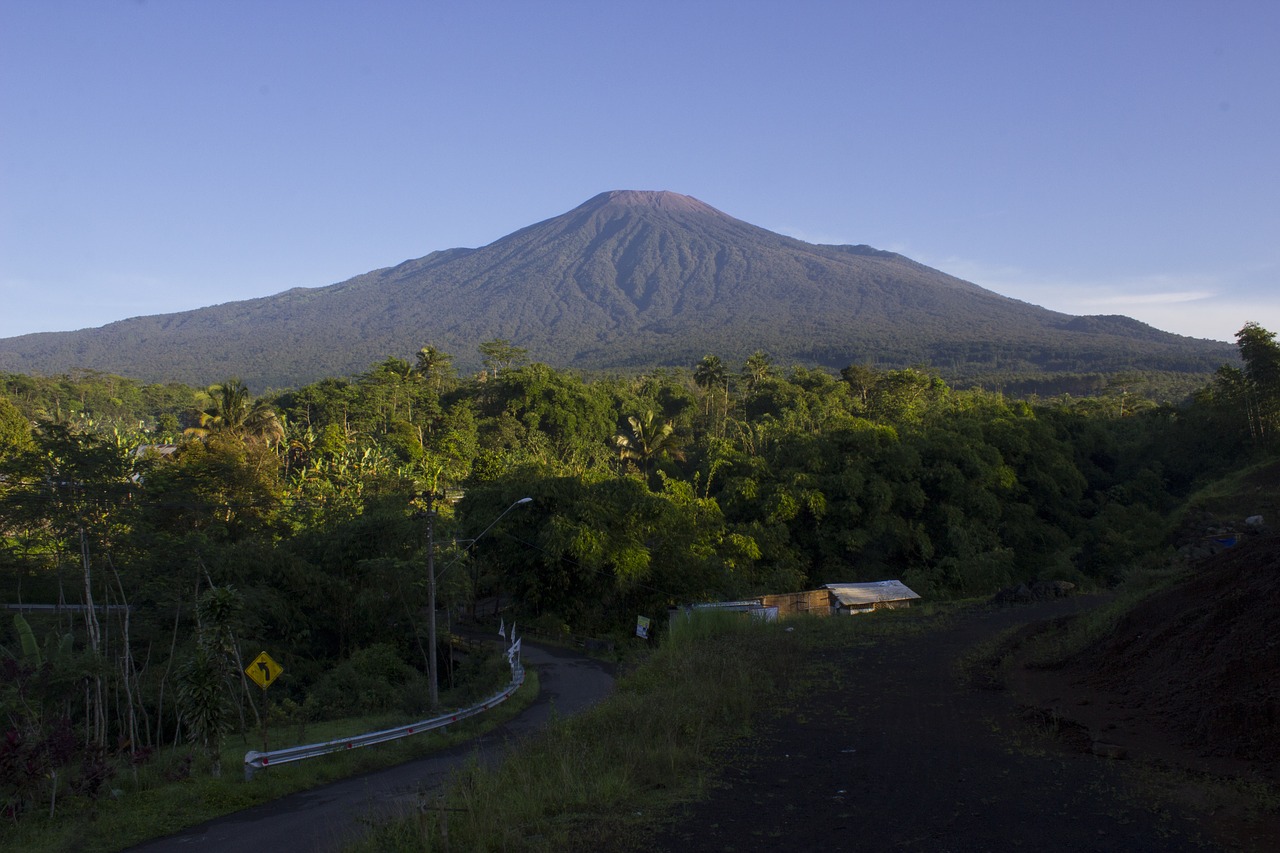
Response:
[[416, 491, 444, 710], [421, 494, 532, 709]]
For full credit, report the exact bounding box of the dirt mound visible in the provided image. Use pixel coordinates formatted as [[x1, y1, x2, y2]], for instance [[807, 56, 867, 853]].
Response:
[[1074, 527, 1280, 778]]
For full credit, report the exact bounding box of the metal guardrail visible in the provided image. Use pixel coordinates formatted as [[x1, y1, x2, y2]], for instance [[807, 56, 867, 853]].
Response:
[[244, 643, 524, 781]]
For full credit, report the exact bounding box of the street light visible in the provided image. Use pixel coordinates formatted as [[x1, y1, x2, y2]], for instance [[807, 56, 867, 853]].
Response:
[[420, 494, 532, 708], [471, 496, 533, 545]]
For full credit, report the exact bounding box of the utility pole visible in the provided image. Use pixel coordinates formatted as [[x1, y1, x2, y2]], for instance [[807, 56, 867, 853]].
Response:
[[417, 492, 532, 711], [418, 490, 444, 710]]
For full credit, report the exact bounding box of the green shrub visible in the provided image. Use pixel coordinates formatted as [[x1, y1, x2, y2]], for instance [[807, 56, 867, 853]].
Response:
[[304, 643, 426, 719]]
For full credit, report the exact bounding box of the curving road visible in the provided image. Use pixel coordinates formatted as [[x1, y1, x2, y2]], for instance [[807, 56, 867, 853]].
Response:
[[127, 642, 615, 853]]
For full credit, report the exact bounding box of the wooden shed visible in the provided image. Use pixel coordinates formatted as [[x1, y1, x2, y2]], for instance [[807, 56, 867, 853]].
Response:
[[759, 588, 835, 618]]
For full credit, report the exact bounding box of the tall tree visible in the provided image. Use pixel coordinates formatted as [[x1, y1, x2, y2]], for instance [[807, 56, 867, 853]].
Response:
[[186, 379, 285, 446], [694, 354, 727, 399], [615, 410, 681, 481], [840, 363, 878, 410], [415, 346, 456, 392], [478, 339, 529, 378], [177, 586, 244, 778], [743, 350, 774, 392], [0, 392, 33, 458], [1234, 322, 1280, 442], [694, 354, 730, 431], [866, 368, 948, 423], [0, 422, 137, 749]]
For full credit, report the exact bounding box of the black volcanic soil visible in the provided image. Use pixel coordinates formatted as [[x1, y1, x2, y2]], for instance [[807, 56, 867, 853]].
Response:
[[1012, 527, 1280, 848], [646, 531, 1279, 852]]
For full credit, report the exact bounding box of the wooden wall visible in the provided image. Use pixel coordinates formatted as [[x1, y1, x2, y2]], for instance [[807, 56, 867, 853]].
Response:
[[760, 589, 833, 619]]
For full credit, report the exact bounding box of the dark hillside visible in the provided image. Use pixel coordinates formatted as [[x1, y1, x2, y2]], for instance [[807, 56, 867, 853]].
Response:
[[1013, 460, 1280, 800], [1076, 525, 1280, 777]]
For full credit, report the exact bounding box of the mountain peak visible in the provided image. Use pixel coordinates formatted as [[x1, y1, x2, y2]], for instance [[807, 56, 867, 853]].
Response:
[[0, 189, 1234, 388], [583, 189, 721, 216]]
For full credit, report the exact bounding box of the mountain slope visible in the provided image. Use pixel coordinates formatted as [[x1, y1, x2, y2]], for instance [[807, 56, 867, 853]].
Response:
[[0, 190, 1234, 389]]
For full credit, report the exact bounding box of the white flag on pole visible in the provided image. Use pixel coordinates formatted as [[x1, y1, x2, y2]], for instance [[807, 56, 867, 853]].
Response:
[[498, 618, 505, 639]]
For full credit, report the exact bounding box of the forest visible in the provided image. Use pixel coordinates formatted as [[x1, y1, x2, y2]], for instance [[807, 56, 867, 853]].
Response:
[[2, 322, 1278, 824]]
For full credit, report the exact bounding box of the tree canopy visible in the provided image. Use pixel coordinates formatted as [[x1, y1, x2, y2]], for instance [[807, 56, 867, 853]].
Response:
[[0, 324, 1272, 816]]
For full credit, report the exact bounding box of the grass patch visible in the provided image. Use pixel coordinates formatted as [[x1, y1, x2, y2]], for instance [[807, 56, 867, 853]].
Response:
[[957, 562, 1194, 689], [1016, 560, 1192, 670], [1178, 457, 1280, 519], [0, 669, 539, 853], [353, 604, 953, 852], [1104, 760, 1280, 851]]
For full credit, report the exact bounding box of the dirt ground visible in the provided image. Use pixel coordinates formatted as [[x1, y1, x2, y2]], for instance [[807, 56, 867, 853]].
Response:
[[1012, 527, 1280, 850], [648, 530, 1279, 852]]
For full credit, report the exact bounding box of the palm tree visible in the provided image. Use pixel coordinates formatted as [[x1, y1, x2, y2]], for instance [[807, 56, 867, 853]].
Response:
[[743, 350, 773, 392], [185, 379, 285, 446], [415, 346, 455, 392], [615, 411, 681, 480], [694, 355, 727, 414]]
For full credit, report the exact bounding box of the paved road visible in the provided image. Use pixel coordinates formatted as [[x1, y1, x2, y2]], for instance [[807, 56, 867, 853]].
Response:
[[128, 642, 615, 853]]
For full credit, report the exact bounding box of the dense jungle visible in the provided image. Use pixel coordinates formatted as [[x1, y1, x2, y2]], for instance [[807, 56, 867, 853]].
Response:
[[2, 322, 1278, 827]]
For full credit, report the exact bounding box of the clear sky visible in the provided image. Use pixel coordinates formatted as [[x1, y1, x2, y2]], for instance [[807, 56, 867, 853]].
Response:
[[2, 0, 1277, 343]]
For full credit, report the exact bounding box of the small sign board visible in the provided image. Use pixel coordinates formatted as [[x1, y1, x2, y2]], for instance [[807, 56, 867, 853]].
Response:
[[247, 651, 283, 690], [635, 615, 651, 640]]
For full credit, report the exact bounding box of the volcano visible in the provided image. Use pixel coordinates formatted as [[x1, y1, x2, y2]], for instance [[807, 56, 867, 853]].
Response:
[[0, 190, 1232, 389]]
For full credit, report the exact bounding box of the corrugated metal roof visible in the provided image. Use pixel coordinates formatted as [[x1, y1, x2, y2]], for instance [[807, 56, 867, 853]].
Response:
[[824, 580, 921, 607], [690, 599, 764, 611]]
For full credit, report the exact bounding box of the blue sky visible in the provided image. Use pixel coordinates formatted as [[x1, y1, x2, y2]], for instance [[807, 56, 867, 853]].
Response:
[[2, 0, 1277, 344]]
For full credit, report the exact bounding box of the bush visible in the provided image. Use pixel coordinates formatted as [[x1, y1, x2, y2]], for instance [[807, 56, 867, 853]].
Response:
[[304, 643, 427, 719], [447, 646, 510, 707]]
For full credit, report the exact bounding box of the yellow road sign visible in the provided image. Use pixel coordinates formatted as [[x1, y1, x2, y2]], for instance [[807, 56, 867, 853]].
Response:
[[247, 651, 283, 690]]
